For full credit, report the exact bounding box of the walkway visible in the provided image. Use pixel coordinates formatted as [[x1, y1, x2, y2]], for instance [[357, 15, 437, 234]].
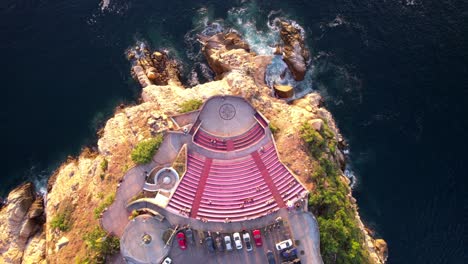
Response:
[[251, 151, 286, 208], [127, 198, 284, 233], [102, 131, 184, 236], [286, 209, 323, 264], [191, 158, 213, 217]]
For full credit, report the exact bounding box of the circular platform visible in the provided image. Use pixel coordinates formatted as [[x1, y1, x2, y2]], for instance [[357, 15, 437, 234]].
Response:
[[120, 215, 170, 264]]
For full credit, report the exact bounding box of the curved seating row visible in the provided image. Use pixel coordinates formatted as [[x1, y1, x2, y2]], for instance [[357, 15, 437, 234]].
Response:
[[193, 123, 265, 151], [167, 142, 307, 222]]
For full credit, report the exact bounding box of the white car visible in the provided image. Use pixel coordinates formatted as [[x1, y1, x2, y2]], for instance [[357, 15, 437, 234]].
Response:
[[224, 235, 233, 251], [242, 232, 253, 251], [162, 257, 172, 264], [233, 232, 243, 250], [275, 239, 293, 251]]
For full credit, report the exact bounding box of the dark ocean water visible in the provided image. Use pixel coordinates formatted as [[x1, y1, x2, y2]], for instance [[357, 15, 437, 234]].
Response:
[[1, 0, 467, 263]]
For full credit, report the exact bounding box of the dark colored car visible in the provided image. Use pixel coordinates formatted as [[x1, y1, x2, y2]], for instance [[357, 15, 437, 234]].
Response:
[[252, 229, 262, 246], [176, 232, 187, 250], [266, 250, 276, 264], [205, 236, 215, 252], [185, 228, 194, 244], [281, 247, 298, 260], [215, 235, 224, 252]]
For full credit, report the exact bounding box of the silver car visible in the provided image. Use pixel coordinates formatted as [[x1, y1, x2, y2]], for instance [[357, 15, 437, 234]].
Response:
[[233, 232, 243, 250], [224, 235, 233, 251]]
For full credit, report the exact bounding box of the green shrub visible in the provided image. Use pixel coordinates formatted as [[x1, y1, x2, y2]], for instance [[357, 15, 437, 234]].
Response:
[[131, 134, 164, 164], [100, 159, 108, 171], [178, 99, 203, 113], [94, 193, 115, 219], [308, 159, 370, 263], [83, 226, 120, 263], [50, 204, 74, 232], [269, 122, 279, 135], [301, 121, 338, 158]]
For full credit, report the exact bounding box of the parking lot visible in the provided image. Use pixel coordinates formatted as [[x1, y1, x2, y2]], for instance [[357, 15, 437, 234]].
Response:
[[168, 222, 293, 264]]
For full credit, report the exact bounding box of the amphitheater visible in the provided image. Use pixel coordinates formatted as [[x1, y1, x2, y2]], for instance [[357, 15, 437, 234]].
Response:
[[119, 95, 318, 264], [155, 95, 308, 221]]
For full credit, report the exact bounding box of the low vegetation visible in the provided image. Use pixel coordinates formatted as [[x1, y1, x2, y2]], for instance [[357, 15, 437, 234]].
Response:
[[81, 226, 120, 263], [94, 193, 115, 219], [178, 99, 203, 113], [301, 121, 370, 264], [268, 122, 279, 135], [300, 121, 337, 158], [131, 134, 164, 164], [50, 201, 74, 232], [100, 159, 108, 171]]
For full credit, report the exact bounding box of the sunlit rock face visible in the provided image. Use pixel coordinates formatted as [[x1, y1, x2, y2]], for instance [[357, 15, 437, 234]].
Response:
[[0, 183, 45, 264], [278, 20, 310, 81]]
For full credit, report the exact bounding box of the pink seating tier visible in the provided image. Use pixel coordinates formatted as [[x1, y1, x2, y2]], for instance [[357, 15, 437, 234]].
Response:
[[194, 156, 279, 222], [193, 123, 265, 151], [167, 142, 307, 222], [166, 154, 205, 215]]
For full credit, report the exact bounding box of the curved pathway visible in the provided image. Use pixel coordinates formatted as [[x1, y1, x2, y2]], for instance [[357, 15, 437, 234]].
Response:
[[102, 132, 186, 236]]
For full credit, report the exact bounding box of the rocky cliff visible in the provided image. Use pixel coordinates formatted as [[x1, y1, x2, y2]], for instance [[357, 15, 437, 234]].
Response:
[[0, 22, 386, 264]]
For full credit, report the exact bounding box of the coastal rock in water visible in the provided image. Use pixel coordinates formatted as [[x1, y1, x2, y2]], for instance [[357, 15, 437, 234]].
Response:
[[279, 20, 310, 81], [375, 239, 388, 262], [0, 182, 45, 264], [201, 32, 253, 77], [128, 44, 182, 87]]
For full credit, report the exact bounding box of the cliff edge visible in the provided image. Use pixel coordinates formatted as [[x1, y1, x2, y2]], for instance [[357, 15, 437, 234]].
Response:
[[0, 21, 386, 264]]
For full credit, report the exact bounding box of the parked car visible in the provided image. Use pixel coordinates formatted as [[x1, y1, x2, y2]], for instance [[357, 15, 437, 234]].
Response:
[[224, 235, 233, 251], [205, 236, 215, 252], [266, 250, 276, 264], [233, 232, 243, 250], [252, 229, 262, 246], [176, 232, 187, 250], [242, 232, 253, 251], [162, 257, 172, 264], [281, 247, 298, 260], [215, 234, 225, 252], [185, 228, 194, 244], [275, 239, 293, 251]]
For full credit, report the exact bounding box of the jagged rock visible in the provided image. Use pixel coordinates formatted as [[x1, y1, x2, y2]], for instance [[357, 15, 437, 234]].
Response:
[[279, 20, 310, 81], [0, 182, 44, 264], [28, 196, 45, 220], [201, 32, 253, 77], [274, 84, 294, 98], [22, 231, 46, 264], [307, 119, 324, 131], [128, 43, 181, 87], [55, 237, 69, 252], [375, 239, 388, 262]]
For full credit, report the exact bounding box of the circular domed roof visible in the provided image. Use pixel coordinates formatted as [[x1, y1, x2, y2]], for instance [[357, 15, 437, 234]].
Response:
[[196, 96, 258, 137]]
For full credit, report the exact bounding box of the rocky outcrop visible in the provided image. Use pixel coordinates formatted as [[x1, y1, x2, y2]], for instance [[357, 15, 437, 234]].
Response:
[[0, 22, 385, 264], [278, 20, 310, 81], [128, 43, 182, 87], [201, 31, 253, 77], [0, 182, 45, 264]]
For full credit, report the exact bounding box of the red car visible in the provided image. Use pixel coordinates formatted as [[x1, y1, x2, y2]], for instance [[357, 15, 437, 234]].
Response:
[[252, 229, 262, 247], [176, 232, 187, 250]]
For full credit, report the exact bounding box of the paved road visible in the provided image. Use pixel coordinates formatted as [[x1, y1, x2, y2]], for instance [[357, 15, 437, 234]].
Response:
[[287, 209, 324, 264]]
